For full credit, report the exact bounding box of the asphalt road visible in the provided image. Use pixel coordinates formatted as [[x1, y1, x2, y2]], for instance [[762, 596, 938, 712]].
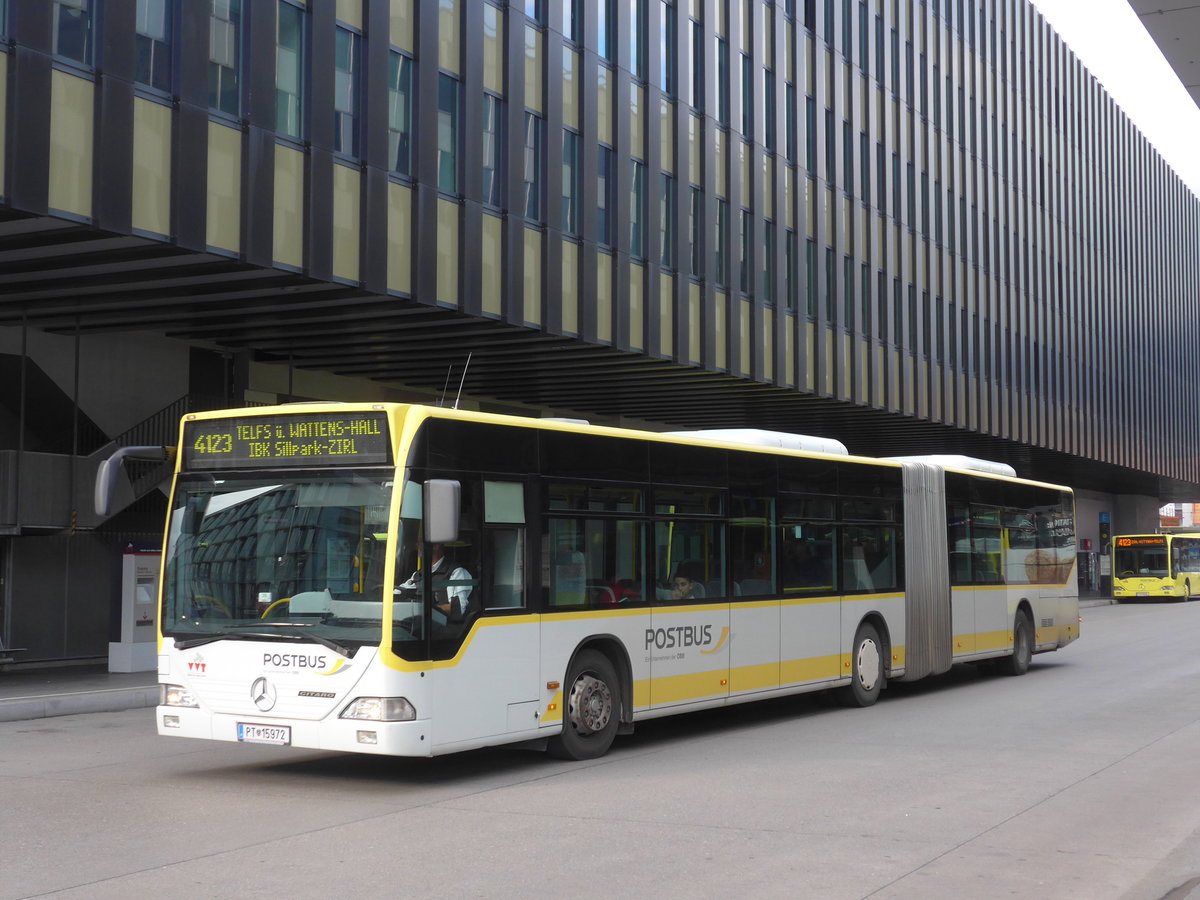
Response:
[[3, 600, 1200, 900]]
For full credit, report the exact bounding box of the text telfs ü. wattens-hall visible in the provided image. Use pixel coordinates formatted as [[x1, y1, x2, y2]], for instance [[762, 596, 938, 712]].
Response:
[[0, 0, 1195, 665]]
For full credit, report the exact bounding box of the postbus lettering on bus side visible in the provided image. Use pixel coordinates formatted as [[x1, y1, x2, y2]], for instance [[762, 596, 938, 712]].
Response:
[[644, 625, 714, 651]]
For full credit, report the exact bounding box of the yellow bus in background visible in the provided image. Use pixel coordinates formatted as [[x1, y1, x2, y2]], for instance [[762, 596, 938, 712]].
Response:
[[1112, 533, 1200, 601]]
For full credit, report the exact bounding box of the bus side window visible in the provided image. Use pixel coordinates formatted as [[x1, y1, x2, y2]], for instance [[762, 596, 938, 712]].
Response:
[[730, 496, 776, 597], [486, 528, 524, 608], [484, 481, 526, 609], [545, 517, 645, 607]]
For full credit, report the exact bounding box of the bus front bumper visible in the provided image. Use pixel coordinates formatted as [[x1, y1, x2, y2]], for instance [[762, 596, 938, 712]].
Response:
[[156, 706, 436, 756]]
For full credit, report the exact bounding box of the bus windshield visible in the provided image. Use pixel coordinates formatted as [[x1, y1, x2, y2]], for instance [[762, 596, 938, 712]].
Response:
[[162, 471, 393, 650], [1115, 542, 1169, 578]]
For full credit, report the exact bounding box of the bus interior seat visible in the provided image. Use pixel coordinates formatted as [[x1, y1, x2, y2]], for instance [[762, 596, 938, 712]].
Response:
[[589, 584, 618, 606], [736, 578, 772, 596]]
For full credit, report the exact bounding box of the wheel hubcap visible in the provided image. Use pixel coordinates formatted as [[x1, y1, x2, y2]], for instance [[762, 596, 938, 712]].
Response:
[[856, 639, 880, 692], [568, 673, 612, 735]]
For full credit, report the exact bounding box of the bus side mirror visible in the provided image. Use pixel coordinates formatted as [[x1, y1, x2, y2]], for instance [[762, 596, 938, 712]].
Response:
[[94, 445, 175, 517], [424, 479, 461, 545]]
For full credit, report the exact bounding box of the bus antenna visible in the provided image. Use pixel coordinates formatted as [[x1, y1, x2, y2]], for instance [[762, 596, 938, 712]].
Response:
[[452, 352, 473, 410]]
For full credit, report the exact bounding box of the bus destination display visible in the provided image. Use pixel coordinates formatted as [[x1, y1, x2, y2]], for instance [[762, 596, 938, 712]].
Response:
[[183, 411, 391, 469], [1114, 536, 1166, 548]]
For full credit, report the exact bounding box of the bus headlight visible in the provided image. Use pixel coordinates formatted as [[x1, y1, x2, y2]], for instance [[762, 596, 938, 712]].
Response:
[[160, 684, 199, 708], [339, 697, 416, 722]]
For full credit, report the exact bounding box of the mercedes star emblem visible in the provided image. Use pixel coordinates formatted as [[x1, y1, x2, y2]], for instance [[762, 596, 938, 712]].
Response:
[[251, 676, 277, 712]]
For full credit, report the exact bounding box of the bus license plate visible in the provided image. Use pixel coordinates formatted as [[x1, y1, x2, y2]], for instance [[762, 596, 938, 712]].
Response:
[[237, 723, 290, 745], [1137, 592, 1149, 597]]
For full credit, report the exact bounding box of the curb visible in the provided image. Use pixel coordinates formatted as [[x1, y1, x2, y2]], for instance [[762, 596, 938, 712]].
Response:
[[0, 686, 158, 723]]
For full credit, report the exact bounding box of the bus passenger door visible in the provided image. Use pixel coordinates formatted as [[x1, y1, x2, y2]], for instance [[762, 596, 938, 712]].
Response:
[[429, 480, 540, 747]]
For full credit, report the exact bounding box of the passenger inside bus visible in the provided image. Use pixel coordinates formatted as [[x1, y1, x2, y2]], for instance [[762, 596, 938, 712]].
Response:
[[669, 561, 706, 600]]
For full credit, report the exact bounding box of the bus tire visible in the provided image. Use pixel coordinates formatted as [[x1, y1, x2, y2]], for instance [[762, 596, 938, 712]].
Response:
[[547, 649, 620, 760], [837, 621, 884, 708], [998, 609, 1033, 676], [1186, 581, 1195, 602]]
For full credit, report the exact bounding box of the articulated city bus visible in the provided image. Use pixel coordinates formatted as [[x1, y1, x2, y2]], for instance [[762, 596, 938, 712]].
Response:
[[1111, 533, 1200, 601], [96, 403, 1079, 759]]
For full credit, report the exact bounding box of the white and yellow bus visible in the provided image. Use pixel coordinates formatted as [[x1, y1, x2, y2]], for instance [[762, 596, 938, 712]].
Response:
[[96, 403, 1080, 759], [1112, 533, 1200, 601]]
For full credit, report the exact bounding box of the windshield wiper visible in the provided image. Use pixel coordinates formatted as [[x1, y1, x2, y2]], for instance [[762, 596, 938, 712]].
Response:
[[174, 626, 353, 658], [174, 631, 255, 650], [229, 622, 354, 658]]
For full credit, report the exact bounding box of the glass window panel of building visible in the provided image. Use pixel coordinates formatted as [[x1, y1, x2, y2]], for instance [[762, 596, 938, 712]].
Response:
[[275, 1, 303, 137], [598, 0, 614, 61], [689, 186, 701, 276], [739, 209, 752, 295], [483, 94, 503, 208], [135, 0, 172, 91], [53, 0, 94, 65], [209, 0, 242, 116], [716, 37, 729, 126], [598, 146, 614, 245], [630, 160, 646, 259], [563, 0, 580, 42], [389, 51, 414, 176], [660, 174, 675, 268], [715, 198, 728, 286], [630, 0, 646, 80], [659, 0, 675, 97], [562, 130, 580, 235], [523, 112, 543, 221], [334, 26, 361, 156], [438, 75, 460, 193]]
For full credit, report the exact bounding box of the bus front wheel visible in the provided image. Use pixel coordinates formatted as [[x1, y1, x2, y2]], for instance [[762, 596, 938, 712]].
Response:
[[998, 609, 1033, 676], [547, 649, 620, 760], [837, 621, 884, 708]]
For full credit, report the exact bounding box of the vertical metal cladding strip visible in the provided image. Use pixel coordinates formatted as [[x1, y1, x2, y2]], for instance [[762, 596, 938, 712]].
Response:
[[900, 463, 952, 680]]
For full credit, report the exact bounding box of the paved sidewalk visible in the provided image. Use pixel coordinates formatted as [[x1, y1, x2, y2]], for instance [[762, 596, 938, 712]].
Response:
[[0, 595, 1117, 724], [0, 663, 157, 723]]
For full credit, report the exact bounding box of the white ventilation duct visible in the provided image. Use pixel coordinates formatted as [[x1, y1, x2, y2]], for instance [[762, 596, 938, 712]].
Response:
[[884, 454, 1016, 477], [666, 428, 849, 456]]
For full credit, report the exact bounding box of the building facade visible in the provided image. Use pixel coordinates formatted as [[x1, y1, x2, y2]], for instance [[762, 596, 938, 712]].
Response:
[[0, 0, 1197, 662]]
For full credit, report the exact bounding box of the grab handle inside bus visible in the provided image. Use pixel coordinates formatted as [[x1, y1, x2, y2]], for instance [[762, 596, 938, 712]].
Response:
[[94, 445, 176, 517], [423, 479, 461, 545]]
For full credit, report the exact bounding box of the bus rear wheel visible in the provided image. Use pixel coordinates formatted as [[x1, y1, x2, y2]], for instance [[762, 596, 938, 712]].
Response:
[[547, 649, 620, 760], [837, 622, 884, 708], [997, 609, 1033, 676]]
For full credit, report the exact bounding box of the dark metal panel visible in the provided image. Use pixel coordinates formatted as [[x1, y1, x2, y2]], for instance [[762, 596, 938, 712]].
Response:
[[358, 3, 393, 296], [241, 0, 277, 269], [577, 12, 599, 343], [411, 1, 441, 305], [500, 7, 527, 326], [173, 0, 210, 251], [610, 0, 632, 351], [93, 0, 135, 235], [6, 41, 52, 215], [243, 125, 275, 268], [306, 2, 336, 283], [543, 15, 565, 336], [457, 0, 484, 316], [244, 0, 275, 129]]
